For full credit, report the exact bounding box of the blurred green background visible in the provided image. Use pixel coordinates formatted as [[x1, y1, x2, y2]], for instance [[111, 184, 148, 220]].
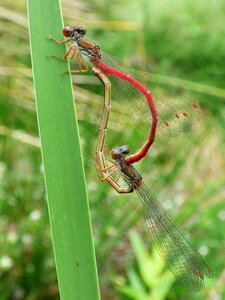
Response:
[[0, 0, 225, 299]]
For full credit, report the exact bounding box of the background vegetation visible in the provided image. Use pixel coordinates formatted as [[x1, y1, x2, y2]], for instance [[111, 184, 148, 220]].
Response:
[[0, 0, 224, 299]]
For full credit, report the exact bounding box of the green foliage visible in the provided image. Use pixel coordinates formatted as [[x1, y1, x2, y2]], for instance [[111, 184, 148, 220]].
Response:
[[27, 0, 100, 299], [117, 231, 174, 300], [0, 0, 224, 299]]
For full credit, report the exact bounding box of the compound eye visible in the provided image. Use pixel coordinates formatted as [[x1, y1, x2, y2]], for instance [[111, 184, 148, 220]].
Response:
[[121, 145, 130, 154], [63, 26, 71, 37], [77, 25, 86, 36], [110, 149, 119, 160]]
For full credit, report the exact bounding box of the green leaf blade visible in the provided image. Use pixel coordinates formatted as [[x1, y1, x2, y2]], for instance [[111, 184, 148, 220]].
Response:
[[27, 1, 100, 299]]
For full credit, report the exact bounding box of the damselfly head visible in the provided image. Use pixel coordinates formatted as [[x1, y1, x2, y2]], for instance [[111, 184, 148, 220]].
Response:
[[121, 145, 130, 155], [111, 148, 120, 160], [63, 25, 87, 39], [111, 145, 130, 160], [63, 26, 71, 37]]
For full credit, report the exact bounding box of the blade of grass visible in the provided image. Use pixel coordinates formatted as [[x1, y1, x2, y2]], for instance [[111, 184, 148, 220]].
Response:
[[27, 1, 100, 299]]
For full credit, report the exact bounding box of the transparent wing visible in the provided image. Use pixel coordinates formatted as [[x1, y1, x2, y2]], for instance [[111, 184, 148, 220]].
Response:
[[101, 52, 201, 141], [134, 181, 212, 291]]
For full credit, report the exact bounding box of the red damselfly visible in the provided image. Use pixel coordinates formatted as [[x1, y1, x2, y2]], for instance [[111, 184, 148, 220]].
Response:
[[49, 25, 201, 166]]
